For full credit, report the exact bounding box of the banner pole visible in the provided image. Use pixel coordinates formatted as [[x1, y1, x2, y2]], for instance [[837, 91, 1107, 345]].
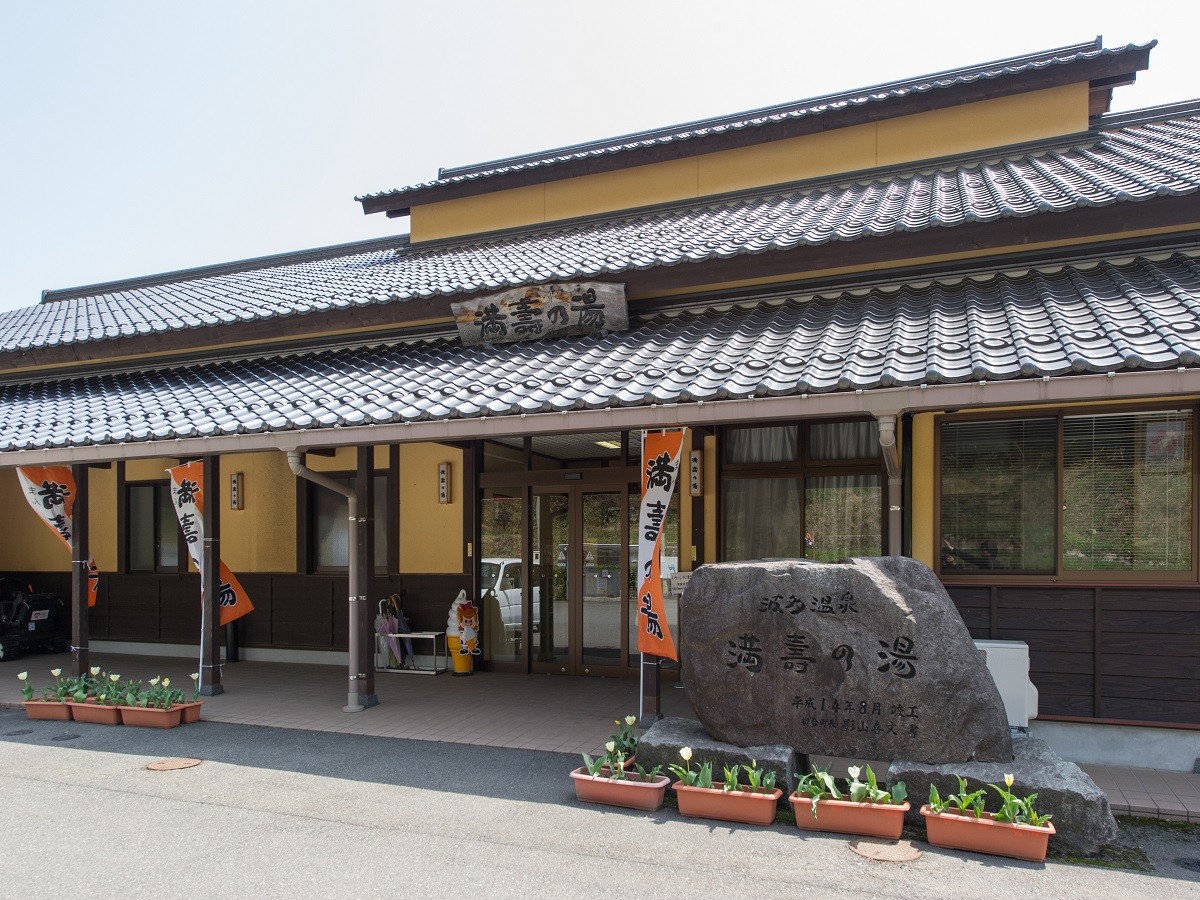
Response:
[[638, 651, 644, 723]]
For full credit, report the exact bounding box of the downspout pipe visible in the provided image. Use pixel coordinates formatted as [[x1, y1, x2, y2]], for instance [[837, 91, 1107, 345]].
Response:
[[876, 415, 903, 557], [286, 451, 364, 712]]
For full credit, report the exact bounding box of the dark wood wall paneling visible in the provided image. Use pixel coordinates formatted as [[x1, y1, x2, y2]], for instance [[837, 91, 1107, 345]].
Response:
[[13, 568, 1196, 726], [947, 584, 1200, 726], [7, 570, 469, 654]]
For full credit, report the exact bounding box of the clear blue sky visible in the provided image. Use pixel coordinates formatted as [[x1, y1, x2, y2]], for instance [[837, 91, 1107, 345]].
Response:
[[1, 2, 1195, 312]]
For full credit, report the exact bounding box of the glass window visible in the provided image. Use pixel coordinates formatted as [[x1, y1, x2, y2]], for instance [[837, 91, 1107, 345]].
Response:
[[941, 409, 1195, 577], [480, 489, 524, 665], [726, 426, 798, 463], [723, 476, 805, 560], [940, 418, 1057, 574], [810, 421, 881, 460], [127, 483, 179, 572], [128, 484, 156, 572], [721, 420, 884, 562], [312, 474, 390, 570], [805, 475, 882, 562], [1063, 410, 1192, 572]]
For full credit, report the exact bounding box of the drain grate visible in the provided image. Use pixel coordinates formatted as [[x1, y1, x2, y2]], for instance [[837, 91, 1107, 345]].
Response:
[[50, 733, 81, 742], [4, 729, 33, 736], [146, 758, 202, 771], [849, 838, 922, 862], [1176, 858, 1200, 873]]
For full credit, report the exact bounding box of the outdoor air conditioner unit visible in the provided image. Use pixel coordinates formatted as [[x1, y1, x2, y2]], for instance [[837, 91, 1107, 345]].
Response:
[[973, 639, 1039, 729]]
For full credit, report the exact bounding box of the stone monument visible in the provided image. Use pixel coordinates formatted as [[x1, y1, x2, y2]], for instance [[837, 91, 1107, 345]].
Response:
[[680, 556, 1012, 764]]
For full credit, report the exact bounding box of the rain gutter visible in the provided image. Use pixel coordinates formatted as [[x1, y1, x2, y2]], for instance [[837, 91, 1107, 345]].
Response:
[[285, 451, 364, 713], [875, 415, 903, 556]]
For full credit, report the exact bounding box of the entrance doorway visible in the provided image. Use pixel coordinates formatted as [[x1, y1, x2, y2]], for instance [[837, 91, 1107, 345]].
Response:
[[478, 431, 680, 678], [530, 486, 628, 675]]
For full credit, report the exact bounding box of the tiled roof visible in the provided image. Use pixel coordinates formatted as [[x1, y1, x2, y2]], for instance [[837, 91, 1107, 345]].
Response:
[[1, 251, 1197, 452], [358, 39, 1154, 207], [4, 110, 1199, 357]]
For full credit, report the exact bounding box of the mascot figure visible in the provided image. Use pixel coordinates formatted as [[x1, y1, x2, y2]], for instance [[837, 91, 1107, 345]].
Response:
[[447, 589, 481, 675]]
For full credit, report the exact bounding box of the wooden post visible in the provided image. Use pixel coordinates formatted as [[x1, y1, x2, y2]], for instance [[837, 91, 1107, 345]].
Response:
[[70, 463, 90, 677], [356, 446, 378, 706], [200, 454, 224, 696], [690, 429, 706, 567]]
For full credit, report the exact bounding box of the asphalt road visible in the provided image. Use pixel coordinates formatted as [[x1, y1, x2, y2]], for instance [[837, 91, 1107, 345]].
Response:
[[1, 707, 1198, 899]]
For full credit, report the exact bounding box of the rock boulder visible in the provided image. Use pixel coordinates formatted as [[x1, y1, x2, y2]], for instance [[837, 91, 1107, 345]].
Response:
[[638, 717, 801, 798], [681, 557, 1012, 764], [888, 737, 1119, 856]]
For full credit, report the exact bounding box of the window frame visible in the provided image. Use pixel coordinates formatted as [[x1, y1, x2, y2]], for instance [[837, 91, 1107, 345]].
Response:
[[124, 480, 185, 574], [301, 467, 397, 575], [718, 417, 888, 562], [935, 401, 1200, 585]]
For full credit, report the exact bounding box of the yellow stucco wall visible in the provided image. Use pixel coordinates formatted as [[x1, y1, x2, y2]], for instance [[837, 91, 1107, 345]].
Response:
[[704, 433, 718, 564], [89, 466, 117, 572], [399, 443, 464, 573], [545, 157, 698, 223], [876, 85, 1086, 166], [0, 469, 70, 572], [304, 445, 390, 472], [124, 457, 178, 482], [220, 451, 297, 573], [0, 443, 470, 578], [0, 465, 118, 573], [411, 84, 1088, 242]]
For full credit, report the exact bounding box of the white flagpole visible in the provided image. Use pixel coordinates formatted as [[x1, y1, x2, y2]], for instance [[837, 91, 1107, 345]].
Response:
[[638, 429, 646, 723]]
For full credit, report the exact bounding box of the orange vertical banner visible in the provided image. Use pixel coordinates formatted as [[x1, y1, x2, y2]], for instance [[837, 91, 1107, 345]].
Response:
[[166, 461, 254, 626], [636, 429, 686, 661], [16, 466, 99, 607]]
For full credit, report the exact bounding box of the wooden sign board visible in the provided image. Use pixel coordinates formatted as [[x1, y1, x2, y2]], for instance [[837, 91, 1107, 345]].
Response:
[[451, 282, 627, 346]]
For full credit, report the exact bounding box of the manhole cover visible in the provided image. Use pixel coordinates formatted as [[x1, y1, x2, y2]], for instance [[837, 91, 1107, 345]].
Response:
[[51, 733, 81, 742], [146, 758, 202, 771], [1176, 858, 1200, 873], [849, 838, 922, 862], [5, 729, 33, 736]]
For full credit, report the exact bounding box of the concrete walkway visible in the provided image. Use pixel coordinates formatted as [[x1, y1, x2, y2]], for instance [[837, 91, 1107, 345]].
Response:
[[3, 650, 1198, 823], [1, 710, 1198, 899]]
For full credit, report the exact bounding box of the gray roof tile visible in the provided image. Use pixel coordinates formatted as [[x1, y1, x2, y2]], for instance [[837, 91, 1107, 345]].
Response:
[[3, 112, 1199, 356], [1, 252, 1198, 452]]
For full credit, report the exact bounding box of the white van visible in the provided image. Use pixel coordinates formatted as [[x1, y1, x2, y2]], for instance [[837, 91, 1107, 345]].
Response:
[[481, 558, 539, 638]]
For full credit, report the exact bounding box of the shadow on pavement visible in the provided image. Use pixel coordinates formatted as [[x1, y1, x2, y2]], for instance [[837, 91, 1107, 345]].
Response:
[[0, 706, 582, 807]]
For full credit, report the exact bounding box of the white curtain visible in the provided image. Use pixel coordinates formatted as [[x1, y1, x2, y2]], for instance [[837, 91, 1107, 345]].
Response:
[[810, 421, 880, 460], [723, 477, 804, 560], [726, 426, 797, 463]]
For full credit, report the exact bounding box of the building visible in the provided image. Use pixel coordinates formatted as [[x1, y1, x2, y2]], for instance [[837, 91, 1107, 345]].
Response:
[[1, 38, 1197, 760]]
